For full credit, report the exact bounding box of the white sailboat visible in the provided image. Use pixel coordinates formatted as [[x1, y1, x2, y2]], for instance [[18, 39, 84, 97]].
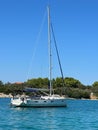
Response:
[[11, 6, 67, 107]]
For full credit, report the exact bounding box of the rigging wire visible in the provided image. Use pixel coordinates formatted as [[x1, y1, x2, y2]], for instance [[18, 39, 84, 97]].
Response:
[[51, 23, 66, 89], [26, 10, 47, 80]]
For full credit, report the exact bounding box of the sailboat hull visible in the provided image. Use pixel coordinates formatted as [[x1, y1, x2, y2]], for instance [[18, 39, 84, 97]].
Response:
[[11, 98, 67, 107]]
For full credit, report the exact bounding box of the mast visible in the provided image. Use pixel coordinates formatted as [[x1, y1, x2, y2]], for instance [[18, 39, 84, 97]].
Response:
[[47, 6, 52, 96]]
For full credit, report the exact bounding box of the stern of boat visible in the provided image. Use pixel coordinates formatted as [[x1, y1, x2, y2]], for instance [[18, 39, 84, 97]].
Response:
[[11, 97, 27, 107]]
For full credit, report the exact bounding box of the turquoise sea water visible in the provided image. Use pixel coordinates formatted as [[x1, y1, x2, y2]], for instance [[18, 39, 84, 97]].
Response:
[[0, 98, 98, 130]]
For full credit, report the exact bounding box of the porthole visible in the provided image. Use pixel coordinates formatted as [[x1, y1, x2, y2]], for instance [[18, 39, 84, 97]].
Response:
[[35, 101, 38, 103]]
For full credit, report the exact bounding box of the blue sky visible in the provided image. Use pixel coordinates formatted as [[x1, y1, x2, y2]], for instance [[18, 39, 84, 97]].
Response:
[[0, 0, 98, 85]]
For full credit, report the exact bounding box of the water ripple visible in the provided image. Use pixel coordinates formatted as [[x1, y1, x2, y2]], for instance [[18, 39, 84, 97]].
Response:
[[0, 98, 98, 130]]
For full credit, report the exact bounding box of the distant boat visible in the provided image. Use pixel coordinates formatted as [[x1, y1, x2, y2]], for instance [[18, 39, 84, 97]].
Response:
[[11, 6, 67, 107]]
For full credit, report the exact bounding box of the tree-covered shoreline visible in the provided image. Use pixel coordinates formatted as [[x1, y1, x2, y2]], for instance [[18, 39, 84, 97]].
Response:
[[0, 77, 98, 99]]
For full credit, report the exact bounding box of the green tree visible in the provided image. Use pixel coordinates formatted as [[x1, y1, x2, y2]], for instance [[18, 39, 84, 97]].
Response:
[[92, 81, 98, 87], [26, 78, 49, 88], [0, 80, 3, 87], [64, 77, 82, 88], [92, 81, 98, 97]]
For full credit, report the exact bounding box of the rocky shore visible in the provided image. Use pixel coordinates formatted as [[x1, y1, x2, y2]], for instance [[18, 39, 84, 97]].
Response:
[[0, 92, 98, 100], [0, 93, 12, 98]]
